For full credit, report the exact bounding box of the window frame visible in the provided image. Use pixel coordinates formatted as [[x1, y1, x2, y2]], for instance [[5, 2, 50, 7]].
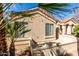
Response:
[[45, 23, 54, 37]]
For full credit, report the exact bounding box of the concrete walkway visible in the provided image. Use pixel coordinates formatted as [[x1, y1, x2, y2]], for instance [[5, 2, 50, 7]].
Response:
[[57, 34, 77, 44], [57, 34, 78, 56]]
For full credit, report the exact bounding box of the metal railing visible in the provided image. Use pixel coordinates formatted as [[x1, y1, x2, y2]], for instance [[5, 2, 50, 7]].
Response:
[[30, 40, 73, 56]]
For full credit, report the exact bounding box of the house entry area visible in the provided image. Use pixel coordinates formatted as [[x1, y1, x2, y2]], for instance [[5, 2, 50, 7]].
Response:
[[60, 24, 74, 35]]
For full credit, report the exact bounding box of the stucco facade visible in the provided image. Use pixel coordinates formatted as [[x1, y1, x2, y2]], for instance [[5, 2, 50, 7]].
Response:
[[8, 8, 79, 55], [28, 11, 57, 44], [9, 8, 58, 55], [58, 17, 79, 35], [11, 8, 57, 44]]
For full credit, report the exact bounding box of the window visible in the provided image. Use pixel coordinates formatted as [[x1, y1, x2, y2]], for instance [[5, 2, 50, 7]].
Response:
[[14, 22, 28, 38], [45, 23, 54, 36]]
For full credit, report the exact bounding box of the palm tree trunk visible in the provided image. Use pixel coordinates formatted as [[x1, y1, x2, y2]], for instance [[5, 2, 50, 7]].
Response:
[[9, 39, 15, 56], [0, 3, 7, 56], [0, 27, 8, 55]]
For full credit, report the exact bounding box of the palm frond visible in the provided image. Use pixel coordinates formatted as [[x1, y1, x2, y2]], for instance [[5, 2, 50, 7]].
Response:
[[10, 12, 37, 17], [20, 29, 31, 35], [39, 3, 69, 7], [42, 8, 64, 19], [0, 3, 13, 20], [39, 3, 71, 18]]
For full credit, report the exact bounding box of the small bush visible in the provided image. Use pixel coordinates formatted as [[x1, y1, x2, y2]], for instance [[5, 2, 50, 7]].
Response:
[[73, 25, 79, 37]]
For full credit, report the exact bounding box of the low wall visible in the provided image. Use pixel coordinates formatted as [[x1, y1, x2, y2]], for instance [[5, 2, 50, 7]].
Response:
[[6, 38, 32, 56], [15, 38, 32, 55]]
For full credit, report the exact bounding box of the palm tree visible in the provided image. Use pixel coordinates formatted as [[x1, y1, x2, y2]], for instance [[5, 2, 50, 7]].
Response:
[[39, 3, 71, 18], [0, 3, 12, 56], [6, 21, 30, 56], [6, 12, 36, 56]]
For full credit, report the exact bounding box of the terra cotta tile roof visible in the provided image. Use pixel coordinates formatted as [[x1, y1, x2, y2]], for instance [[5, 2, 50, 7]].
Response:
[[58, 16, 79, 25], [10, 7, 58, 23]]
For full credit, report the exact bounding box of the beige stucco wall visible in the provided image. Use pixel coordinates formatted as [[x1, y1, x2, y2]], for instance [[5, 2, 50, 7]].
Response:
[[10, 10, 57, 43], [27, 11, 56, 44], [15, 10, 57, 44], [8, 10, 57, 55]]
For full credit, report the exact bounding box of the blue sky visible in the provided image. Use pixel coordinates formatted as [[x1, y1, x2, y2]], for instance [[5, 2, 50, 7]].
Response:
[[9, 3, 38, 12], [9, 3, 79, 20]]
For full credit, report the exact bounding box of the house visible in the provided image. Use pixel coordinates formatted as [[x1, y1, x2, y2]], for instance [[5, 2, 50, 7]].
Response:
[[10, 7, 58, 44], [9, 7, 58, 55], [8, 8, 79, 55], [57, 17, 79, 35]]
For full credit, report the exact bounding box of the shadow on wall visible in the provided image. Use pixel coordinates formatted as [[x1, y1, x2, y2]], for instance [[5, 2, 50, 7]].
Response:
[[56, 27, 60, 40]]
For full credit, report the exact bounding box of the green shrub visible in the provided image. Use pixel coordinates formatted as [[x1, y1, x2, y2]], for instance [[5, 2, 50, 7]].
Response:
[[73, 25, 79, 37]]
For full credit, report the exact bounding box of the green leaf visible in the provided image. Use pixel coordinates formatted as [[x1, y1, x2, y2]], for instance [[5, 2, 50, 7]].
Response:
[[20, 29, 31, 35]]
